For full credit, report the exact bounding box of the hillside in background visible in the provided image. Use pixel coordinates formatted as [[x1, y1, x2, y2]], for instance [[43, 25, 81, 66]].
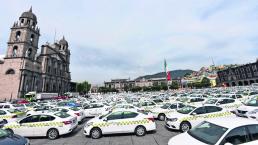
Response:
[[135, 69, 195, 81]]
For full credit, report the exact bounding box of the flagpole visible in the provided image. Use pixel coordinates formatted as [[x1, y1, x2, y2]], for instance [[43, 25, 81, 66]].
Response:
[[164, 59, 170, 90]]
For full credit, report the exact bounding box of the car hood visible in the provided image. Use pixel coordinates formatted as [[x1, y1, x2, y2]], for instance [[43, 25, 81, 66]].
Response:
[[166, 112, 188, 119], [0, 134, 27, 145], [87, 117, 101, 124], [151, 108, 167, 112], [168, 133, 207, 145], [238, 105, 257, 111]]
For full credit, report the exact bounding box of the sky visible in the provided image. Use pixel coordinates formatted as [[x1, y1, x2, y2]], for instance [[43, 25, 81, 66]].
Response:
[[1, 0, 258, 85]]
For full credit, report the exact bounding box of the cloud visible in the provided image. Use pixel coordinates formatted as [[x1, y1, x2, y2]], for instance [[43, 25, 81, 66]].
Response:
[[0, 0, 258, 84]]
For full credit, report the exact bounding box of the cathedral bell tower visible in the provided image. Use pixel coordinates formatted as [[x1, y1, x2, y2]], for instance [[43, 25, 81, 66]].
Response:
[[6, 7, 40, 60]]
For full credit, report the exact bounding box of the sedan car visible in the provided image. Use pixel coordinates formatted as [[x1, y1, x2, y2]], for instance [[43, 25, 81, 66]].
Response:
[[168, 117, 258, 145], [0, 128, 29, 145]]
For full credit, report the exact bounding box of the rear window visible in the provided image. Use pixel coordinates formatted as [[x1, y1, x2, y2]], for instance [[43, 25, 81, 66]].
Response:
[[54, 112, 70, 118], [70, 107, 80, 111]]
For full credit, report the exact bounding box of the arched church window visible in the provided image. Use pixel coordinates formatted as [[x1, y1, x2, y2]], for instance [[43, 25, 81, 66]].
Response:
[[15, 31, 21, 41], [32, 22, 36, 28], [30, 34, 34, 43], [12, 46, 18, 57], [5, 69, 15, 75], [27, 20, 30, 25], [26, 48, 32, 58]]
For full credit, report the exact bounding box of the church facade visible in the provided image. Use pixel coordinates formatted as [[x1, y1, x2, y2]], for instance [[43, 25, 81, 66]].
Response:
[[0, 8, 71, 100]]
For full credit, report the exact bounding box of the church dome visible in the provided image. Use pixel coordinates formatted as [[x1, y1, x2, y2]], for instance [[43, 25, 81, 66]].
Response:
[[20, 7, 37, 22], [59, 36, 68, 46]]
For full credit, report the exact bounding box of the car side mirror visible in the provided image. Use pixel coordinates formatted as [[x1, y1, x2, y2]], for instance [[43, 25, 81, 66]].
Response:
[[103, 118, 108, 122], [192, 112, 197, 116], [225, 143, 233, 145]]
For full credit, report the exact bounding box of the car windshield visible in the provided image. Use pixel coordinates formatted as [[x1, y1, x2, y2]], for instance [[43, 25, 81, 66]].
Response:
[[7, 109, 20, 113], [188, 121, 228, 144], [205, 99, 218, 104], [244, 98, 258, 106], [26, 103, 34, 107], [13, 104, 23, 107], [0, 129, 9, 138], [161, 103, 171, 109], [177, 105, 196, 114], [54, 112, 70, 118], [99, 111, 111, 119]]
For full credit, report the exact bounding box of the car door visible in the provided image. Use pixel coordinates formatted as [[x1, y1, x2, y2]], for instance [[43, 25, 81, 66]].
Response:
[[246, 125, 258, 143], [34, 115, 56, 136], [189, 107, 206, 127], [220, 126, 251, 145], [95, 104, 104, 115], [16, 115, 40, 136], [103, 111, 123, 134], [117, 111, 139, 133]]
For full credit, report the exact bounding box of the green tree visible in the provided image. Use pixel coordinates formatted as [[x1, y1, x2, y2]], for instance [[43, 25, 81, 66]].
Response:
[[131, 87, 142, 92], [201, 77, 211, 88], [76, 81, 91, 94], [170, 81, 180, 89]]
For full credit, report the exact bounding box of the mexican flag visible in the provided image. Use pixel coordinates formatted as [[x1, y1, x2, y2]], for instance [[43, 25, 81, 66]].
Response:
[[164, 59, 171, 81]]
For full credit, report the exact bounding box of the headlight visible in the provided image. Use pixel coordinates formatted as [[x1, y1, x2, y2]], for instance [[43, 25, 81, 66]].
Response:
[[248, 109, 258, 115], [167, 118, 177, 122], [86, 122, 93, 127]]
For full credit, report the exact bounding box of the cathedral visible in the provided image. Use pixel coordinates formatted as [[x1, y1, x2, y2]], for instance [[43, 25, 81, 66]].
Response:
[[0, 7, 71, 100]]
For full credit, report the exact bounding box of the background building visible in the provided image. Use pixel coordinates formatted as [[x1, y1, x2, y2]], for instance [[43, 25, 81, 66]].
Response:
[[217, 60, 258, 87], [0, 8, 71, 100]]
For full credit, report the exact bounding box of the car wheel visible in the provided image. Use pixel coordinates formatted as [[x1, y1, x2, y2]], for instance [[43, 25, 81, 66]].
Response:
[[180, 122, 191, 132], [5, 128, 13, 134], [90, 128, 102, 139], [47, 128, 59, 140], [135, 126, 146, 136], [158, 114, 166, 121]]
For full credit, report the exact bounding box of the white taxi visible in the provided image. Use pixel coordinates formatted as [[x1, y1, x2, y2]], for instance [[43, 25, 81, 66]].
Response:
[[52, 107, 85, 123], [150, 102, 185, 121], [112, 104, 140, 112], [3, 112, 77, 139], [83, 103, 109, 117], [0, 109, 21, 125], [165, 105, 233, 132], [136, 101, 157, 111], [204, 98, 242, 111], [168, 117, 258, 145], [84, 110, 156, 139], [235, 96, 258, 118]]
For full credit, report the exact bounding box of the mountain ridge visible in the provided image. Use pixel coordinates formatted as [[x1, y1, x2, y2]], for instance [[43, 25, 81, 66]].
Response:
[[135, 69, 195, 80]]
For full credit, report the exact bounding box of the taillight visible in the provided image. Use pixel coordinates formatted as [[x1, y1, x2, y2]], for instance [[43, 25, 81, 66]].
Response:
[[12, 115, 17, 118], [147, 117, 154, 122], [75, 113, 80, 116], [63, 121, 72, 125]]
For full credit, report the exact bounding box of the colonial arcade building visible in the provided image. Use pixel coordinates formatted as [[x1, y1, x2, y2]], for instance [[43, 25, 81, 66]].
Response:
[[217, 60, 258, 87], [0, 8, 71, 100]]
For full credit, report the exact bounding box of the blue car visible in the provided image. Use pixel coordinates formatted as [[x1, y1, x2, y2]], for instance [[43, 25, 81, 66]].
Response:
[[0, 129, 29, 145], [67, 102, 81, 107]]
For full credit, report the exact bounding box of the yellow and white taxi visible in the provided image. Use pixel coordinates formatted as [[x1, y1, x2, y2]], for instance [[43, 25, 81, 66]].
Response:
[[204, 98, 242, 111], [0, 109, 22, 125], [136, 101, 157, 111], [165, 105, 233, 132], [168, 117, 258, 145], [3, 112, 78, 140], [150, 102, 186, 121], [52, 107, 85, 123], [84, 110, 156, 139]]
